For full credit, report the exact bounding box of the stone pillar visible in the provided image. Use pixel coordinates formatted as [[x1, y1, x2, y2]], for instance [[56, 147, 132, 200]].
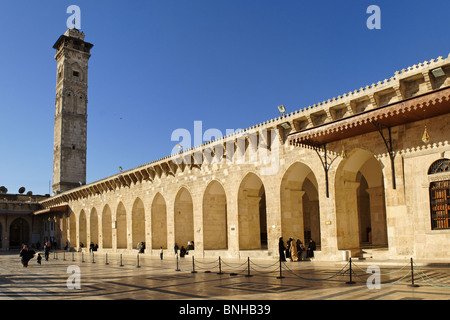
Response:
[[282, 189, 305, 242], [239, 194, 262, 250], [339, 181, 360, 250], [227, 188, 240, 258], [366, 186, 388, 246]]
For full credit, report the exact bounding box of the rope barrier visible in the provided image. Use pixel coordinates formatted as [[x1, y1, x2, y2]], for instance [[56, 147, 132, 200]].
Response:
[[413, 261, 450, 289], [44, 252, 450, 289]]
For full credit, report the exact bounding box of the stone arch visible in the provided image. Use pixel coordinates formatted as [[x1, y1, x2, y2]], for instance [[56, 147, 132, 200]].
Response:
[[151, 193, 167, 249], [90, 208, 99, 246], [280, 161, 321, 247], [102, 205, 112, 249], [174, 187, 194, 250], [334, 148, 388, 251], [9, 218, 30, 249], [238, 172, 267, 250], [116, 202, 127, 249], [132, 198, 146, 249], [79, 210, 87, 248], [203, 180, 227, 250]]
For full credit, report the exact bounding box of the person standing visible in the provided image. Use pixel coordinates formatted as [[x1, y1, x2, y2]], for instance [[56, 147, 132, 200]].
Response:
[[307, 239, 316, 258], [160, 247, 164, 260], [278, 237, 286, 262], [297, 239, 304, 261], [290, 239, 298, 262]]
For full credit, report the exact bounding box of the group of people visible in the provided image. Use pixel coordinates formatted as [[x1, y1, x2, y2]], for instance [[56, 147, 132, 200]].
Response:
[[19, 240, 56, 267], [174, 241, 194, 258], [137, 242, 146, 253], [89, 242, 99, 252], [278, 237, 316, 262]]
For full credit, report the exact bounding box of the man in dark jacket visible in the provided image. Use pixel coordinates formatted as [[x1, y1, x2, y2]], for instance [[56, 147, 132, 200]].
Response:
[[307, 239, 316, 258]]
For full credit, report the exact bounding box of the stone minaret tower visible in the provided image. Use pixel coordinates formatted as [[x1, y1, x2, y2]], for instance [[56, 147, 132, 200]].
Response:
[[52, 28, 94, 194]]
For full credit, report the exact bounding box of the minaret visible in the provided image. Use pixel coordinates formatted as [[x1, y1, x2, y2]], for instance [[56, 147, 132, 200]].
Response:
[[52, 28, 94, 194]]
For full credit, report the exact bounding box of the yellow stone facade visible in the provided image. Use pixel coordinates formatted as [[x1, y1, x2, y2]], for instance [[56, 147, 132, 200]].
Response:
[[39, 29, 450, 262]]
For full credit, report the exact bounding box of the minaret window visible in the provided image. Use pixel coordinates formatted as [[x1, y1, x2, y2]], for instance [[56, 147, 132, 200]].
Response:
[[73, 71, 79, 77]]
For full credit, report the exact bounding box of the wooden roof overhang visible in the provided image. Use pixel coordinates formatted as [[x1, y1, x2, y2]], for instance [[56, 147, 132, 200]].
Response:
[[288, 86, 450, 148], [34, 204, 69, 216], [287, 86, 450, 197]]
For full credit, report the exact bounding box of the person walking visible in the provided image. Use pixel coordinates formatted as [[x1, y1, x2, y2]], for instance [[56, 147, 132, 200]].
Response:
[[19, 245, 34, 268], [44, 241, 50, 262], [37, 253, 42, 265], [160, 247, 164, 260]]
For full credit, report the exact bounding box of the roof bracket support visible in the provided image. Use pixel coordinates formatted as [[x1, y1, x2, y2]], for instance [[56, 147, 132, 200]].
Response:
[[371, 121, 396, 189], [312, 143, 339, 198]]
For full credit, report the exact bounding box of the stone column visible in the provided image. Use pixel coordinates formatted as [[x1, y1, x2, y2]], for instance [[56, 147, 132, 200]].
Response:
[[366, 186, 388, 246], [340, 181, 360, 250], [239, 194, 261, 250], [287, 189, 305, 242]]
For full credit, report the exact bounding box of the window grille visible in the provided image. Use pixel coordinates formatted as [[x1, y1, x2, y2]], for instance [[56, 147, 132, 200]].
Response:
[[429, 159, 450, 230]]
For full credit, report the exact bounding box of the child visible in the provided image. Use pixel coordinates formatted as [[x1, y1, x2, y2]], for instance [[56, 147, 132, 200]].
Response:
[[37, 253, 42, 265]]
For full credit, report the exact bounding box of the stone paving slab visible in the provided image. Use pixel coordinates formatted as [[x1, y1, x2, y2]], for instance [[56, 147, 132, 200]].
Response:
[[1, 252, 450, 303]]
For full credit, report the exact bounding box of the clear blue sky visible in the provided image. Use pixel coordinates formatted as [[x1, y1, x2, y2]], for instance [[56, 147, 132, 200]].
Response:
[[0, 0, 449, 195]]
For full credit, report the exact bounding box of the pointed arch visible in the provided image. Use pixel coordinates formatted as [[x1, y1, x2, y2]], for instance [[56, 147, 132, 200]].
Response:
[[102, 205, 112, 249], [203, 180, 227, 250], [174, 187, 194, 249], [9, 218, 30, 249], [151, 193, 167, 249], [334, 148, 388, 251], [238, 172, 267, 250], [69, 211, 77, 248], [132, 198, 146, 248], [116, 202, 127, 249], [79, 210, 87, 247], [90, 208, 99, 246], [280, 161, 321, 247]]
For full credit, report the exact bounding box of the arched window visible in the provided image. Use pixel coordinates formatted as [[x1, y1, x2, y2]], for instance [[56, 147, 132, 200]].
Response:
[[429, 159, 450, 230]]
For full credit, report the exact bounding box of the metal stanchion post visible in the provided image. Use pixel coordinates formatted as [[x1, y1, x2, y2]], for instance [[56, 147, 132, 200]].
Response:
[[175, 254, 180, 271], [245, 257, 252, 277], [137, 254, 140, 268], [191, 256, 197, 273], [346, 258, 355, 284], [81, 252, 84, 263], [120, 254, 123, 267], [410, 257, 419, 287], [72, 252, 74, 262], [92, 252, 95, 263], [105, 253, 109, 265], [217, 256, 223, 275], [63, 251, 65, 261], [277, 256, 285, 279]]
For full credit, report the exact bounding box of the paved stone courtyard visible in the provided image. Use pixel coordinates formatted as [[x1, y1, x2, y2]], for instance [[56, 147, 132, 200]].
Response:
[[1, 251, 450, 303]]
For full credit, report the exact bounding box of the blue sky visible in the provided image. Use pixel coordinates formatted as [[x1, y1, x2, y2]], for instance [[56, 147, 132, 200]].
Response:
[[0, 0, 449, 195]]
